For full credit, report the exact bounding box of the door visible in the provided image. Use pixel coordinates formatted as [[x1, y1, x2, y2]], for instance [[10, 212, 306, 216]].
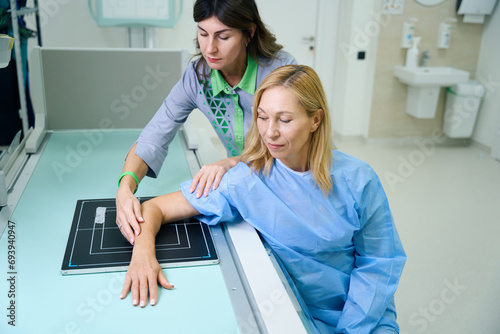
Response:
[[256, 0, 318, 67]]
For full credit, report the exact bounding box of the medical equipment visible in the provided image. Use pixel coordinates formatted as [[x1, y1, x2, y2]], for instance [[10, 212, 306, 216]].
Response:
[[0, 130, 25, 208], [6, 0, 42, 137], [88, 0, 183, 28], [26, 47, 188, 155], [61, 198, 218, 275], [88, 0, 183, 48]]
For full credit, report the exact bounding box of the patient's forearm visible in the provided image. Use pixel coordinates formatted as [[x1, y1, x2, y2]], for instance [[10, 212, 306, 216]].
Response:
[[132, 200, 162, 255], [151, 191, 200, 223], [134, 191, 200, 250]]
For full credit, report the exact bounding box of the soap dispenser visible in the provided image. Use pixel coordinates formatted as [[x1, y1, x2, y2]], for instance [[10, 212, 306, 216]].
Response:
[[401, 18, 418, 48], [437, 18, 457, 49], [405, 36, 420, 68]]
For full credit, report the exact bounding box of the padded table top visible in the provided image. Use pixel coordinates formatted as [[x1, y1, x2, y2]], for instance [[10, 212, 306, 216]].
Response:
[[0, 130, 239, 333]]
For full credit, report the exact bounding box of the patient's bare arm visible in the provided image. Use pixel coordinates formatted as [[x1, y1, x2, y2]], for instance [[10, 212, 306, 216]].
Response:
[[120, 191, 200, 307]]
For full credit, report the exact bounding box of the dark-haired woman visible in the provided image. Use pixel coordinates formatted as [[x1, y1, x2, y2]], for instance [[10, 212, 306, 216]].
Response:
[[116, 0, 296, 244]]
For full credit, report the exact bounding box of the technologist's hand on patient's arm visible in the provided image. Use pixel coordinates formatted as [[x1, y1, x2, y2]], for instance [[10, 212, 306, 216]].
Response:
[[120, 192, 200, 307], [116, 186, 143, 245], [116, 143, 149, 245], [189, 156, 241, 198]]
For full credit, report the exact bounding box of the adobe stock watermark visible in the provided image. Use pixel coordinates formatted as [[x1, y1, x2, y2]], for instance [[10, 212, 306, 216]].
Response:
[[51, 123, 114, 183], [50, 63, 169, 182], [443, 73, 498, 132], [384, 73, 499, 193], [236, 288, 288, 333], [340, 9, 393, 61], [47, 272, 125, 334], [384, 130, 446, 193], [401, 277, 468, 334], [110, 64, 170, 121]]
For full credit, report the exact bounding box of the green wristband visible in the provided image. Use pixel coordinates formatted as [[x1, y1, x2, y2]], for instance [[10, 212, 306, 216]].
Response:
[[118, 171, 139, 194]]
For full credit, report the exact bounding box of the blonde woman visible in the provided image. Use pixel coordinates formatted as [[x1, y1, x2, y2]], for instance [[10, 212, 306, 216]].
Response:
[[121, 65, 406, 334]]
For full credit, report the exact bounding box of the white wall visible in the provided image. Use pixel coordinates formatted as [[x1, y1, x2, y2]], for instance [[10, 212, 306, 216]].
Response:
[[474, 4, 500, 149], [155, 1, 197, 53], [314, 0, 340, 137], [332, 0, 380, 139], [33, 0, 127, 48]]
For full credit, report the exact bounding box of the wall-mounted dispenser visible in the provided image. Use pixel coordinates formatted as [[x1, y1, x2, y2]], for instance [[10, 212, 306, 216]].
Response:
[[437, 18, 457, 49], [401, 18, 418, 48], [456, 0, 498, 24]]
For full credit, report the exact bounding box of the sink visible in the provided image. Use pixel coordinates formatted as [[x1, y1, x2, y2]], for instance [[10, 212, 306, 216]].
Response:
[[394, 66, 470, 87], [393, 66, 471, 119]]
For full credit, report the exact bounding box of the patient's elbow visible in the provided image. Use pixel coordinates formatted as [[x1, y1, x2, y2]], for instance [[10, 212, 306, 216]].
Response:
[[140, 199, 159, 218], [140, 200, 150, 212]]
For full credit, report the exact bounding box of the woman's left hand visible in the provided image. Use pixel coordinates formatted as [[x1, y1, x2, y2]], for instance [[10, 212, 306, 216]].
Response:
[[189, 156, 240, 198], [121, 246, 173, 307]]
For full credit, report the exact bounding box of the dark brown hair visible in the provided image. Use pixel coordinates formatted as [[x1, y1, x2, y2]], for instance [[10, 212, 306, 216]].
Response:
[[193, 0, 283, 75]]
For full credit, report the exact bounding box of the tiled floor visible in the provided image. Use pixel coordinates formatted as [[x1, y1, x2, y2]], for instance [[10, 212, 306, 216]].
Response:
[[337, 137, 500, 334]]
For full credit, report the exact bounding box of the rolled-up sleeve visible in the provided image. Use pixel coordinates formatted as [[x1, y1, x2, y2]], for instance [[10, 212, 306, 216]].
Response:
[[336, 168, 406, 334], [135, 65, 199, 178]]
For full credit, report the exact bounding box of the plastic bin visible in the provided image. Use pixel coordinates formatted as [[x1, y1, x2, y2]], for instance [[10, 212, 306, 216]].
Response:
[[443, 80, 485, 138]]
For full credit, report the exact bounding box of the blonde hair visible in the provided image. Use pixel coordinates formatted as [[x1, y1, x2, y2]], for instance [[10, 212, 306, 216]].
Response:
[[241, 65, 333, 195]]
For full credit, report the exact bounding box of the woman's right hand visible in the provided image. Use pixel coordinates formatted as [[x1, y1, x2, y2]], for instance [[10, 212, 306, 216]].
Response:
[[120, 247, 174, 307], [116, 187, 144, 245], [189, 156, 240, 198]]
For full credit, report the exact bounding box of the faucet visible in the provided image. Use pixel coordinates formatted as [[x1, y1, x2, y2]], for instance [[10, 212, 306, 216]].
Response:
[[420, 50, 431, 67]]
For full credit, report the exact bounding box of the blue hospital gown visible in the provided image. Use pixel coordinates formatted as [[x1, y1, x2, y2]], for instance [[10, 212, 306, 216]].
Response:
[[180, 150, 406, 333]]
